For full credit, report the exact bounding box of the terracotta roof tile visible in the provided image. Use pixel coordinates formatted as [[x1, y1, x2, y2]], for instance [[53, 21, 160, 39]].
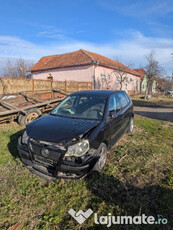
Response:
[[82, 49, 140, 76], [133, 69, 146, 79], [29, 50, 92, 71], [29, 49, 141, 77]]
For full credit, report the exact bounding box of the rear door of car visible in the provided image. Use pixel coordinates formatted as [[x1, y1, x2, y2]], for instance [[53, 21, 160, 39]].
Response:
[[116, 92, 131, 134]]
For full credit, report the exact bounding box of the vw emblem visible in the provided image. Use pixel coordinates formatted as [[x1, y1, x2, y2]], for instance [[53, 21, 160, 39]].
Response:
[[41, 148, 49, 157]]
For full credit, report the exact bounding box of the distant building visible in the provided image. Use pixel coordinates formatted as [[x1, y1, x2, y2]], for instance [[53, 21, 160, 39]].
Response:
[[134, 69, 157, 94], [29, 49, 142, 94]]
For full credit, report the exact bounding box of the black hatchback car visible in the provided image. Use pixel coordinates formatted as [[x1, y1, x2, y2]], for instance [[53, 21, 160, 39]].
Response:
[[18, 90, 134, 180]]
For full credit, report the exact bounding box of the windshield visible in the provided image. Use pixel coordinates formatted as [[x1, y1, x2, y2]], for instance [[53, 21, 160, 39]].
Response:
[[50, 95, 107, 120]]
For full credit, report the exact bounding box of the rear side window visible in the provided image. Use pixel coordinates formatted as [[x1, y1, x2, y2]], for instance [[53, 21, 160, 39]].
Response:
[[117, 93, 128, 108], [109, 95, 121, 112], [124, 92, 130, 103]]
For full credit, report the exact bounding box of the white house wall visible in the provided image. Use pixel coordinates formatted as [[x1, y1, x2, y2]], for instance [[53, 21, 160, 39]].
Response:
[[32, 64, 141, 94], [95, 65, 141, 94], [32, 65, 95, 84]]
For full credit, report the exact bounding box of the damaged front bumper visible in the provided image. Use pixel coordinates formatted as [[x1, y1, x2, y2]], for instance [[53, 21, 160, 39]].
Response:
[[18, 137, 99, 180]]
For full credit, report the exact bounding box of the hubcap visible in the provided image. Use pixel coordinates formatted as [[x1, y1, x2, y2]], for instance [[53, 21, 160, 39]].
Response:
[[98, 147, 107, 169], [130, 118, 134, 132]]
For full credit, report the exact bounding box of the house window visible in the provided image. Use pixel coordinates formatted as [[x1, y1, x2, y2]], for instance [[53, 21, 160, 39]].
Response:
[[100, 73, 106, 82], [130, 78, 134, 86], [125, 78, 129, 91]]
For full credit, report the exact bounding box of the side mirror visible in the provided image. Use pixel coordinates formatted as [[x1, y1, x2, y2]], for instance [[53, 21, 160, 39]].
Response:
[[109, 110, 117, 119]]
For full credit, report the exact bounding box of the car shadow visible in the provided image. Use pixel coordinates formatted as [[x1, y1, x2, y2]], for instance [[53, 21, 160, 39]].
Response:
[[58, 171, 172, 229], [134, 111, 173, 122], [84, 172, 172, 229], [7, 129, 24, 158], [132, 100, 173, 109]]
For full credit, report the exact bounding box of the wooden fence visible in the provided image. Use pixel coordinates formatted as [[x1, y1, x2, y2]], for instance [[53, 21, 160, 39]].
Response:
[[0, 78, 93, 94]]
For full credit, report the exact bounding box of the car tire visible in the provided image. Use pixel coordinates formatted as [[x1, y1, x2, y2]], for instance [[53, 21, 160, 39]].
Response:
[[18, 108, 42, 126], [127, 117, 134, 133], [93, 143, 107, 171]]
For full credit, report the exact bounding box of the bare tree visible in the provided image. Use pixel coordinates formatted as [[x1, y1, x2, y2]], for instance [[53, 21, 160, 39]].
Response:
[[156, 76, 165, 90], [143, 51, 164, 99], [99, 67, 129, 91], [114, 56, 134, 69], [163, 76, 173, 91], [113, 57, 134, 91], [112, 64, 128, 90], [3, 58, 35, 78], [103, 73, 113, 90], [96, 57, 134, 91]]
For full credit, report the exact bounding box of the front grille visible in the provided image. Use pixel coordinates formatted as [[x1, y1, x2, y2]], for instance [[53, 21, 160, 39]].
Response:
[[30, 143, 41, 154], [29, 139, 64, 166]]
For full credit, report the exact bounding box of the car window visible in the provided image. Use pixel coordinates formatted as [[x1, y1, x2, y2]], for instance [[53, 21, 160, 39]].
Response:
[[61, 96, 76, 108], [117, 93, 128, 108], [115, 96, 121, 111], [79, 97, 89, 104], [109, 95, 121, 112], [51, 95, 107, 121], [124, 93, 130, 103], [109, 96, 116, 111]]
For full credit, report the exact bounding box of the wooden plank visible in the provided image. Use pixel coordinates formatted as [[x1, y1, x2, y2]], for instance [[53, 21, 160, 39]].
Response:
[[0, 97, 64, 116], [20, 92, 42, 103], [52, 89, 69, 96], [0, 100, 17, 110]]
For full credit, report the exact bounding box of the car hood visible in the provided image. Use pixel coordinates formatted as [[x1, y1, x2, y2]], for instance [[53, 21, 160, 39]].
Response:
[[26, 115, 100, 143]]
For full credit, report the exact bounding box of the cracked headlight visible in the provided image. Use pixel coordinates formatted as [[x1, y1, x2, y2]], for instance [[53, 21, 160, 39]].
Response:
[[66, 139, 90, 157], [21, 130, 29, 145]]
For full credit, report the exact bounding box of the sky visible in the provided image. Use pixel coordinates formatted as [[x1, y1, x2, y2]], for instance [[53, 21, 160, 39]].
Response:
[[0, 0, 173, 75]]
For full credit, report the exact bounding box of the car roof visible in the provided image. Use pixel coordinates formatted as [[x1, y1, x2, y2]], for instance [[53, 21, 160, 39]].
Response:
[[70, 90, 126, 97]]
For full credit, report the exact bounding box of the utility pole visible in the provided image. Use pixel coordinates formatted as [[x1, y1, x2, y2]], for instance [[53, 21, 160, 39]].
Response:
[[171, 53, 173, 90]]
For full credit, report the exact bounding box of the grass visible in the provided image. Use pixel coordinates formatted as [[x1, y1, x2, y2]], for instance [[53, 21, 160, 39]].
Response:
[[0, 116, 173, 229], [131, 94, 173, 107]]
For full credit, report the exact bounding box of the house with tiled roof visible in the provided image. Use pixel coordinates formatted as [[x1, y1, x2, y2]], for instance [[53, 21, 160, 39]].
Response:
[[133, 69, 146, 79], [133, 69, 157, 94], [30, 49, 141, 94]]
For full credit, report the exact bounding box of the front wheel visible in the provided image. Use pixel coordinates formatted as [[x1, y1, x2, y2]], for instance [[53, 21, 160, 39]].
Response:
[[93, 143, 107, 171]]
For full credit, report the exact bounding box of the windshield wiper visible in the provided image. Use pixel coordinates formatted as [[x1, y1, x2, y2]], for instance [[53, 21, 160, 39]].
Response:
[[50, 113, 58, 116]]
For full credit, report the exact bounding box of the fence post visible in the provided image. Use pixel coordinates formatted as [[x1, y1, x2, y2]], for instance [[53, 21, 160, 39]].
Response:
[[8, 79, 10, 94], [65, 80, 67, 91], [90, 82, 92, 90], [51, 80, 53, 98], [51, 80, 53, 90], [32, 79, 34, 91]]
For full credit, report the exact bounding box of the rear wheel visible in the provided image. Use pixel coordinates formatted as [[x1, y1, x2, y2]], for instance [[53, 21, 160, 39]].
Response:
[[127, 117, 134, 133], [93, 143, 107, 171], [18, 108, 42, 126]]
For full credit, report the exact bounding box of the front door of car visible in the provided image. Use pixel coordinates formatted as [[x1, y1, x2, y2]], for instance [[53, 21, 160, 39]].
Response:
[[107, 95, 124, 149]]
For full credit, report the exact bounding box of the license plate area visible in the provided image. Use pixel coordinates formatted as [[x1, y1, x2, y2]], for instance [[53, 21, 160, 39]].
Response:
[[29, 140, 62, 165], [33, 154, 55, 166]]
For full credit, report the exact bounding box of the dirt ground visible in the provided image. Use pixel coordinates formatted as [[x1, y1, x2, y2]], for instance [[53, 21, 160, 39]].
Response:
[[134, 104, 173, 122]]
